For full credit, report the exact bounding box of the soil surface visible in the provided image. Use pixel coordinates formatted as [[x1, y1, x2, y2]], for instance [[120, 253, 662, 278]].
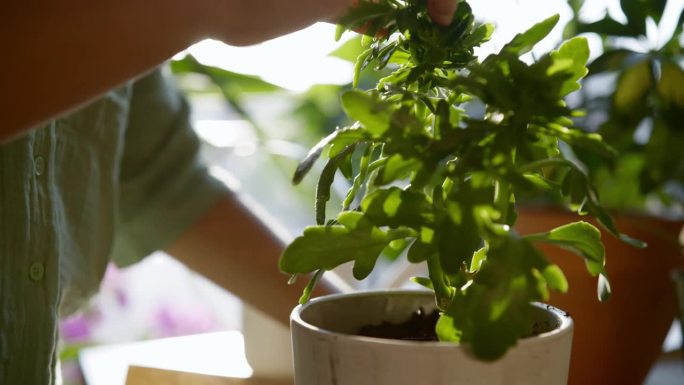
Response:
[[357, 308, 440, 341]]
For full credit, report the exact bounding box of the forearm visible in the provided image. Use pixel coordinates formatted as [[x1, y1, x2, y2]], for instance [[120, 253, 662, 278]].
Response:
[[0, 0, 351, 142], [165, 193, 351, 326]]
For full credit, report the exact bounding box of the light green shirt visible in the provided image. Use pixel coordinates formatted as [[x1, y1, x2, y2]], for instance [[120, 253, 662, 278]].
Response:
[[0, 68, 228, 385]]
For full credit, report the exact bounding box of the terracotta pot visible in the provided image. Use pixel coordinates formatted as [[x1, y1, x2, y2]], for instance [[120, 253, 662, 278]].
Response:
[[515, 208, 684, 385], [291, 290, 573, 385]]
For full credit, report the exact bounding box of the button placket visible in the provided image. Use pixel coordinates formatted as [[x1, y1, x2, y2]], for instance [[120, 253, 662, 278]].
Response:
[[33, 155, 45, 176], [29, 125, 50, 285], [29, 262, 45, 282]]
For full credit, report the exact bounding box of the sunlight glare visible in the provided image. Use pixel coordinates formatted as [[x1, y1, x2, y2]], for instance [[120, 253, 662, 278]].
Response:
[[186, 1, 684, 91]]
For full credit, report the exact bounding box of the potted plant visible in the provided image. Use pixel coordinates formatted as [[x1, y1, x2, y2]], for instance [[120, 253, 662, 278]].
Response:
[[514, 1, 684, 383], [278, 1, 636, 383]]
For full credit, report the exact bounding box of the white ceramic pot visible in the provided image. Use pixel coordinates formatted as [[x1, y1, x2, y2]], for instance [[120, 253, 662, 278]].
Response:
[[291, 290, 573, 385]]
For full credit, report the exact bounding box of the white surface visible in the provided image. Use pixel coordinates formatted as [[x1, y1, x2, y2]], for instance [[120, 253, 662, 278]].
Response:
[[79, 331, 253, 385]]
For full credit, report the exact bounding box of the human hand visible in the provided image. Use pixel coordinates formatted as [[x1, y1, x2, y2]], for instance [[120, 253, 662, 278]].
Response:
[[351, 0, 459, 25], [427, 0, 459, 26]]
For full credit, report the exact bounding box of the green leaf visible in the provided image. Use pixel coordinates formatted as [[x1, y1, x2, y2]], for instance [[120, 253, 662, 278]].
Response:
[[329, 129, 370, 158], [502, 14, 560, 56], [436, 313, 462, 343], [614, 60, 652, 113], [587, 49, 645, 75], [542, 264, 569, 293], [377, 154, 422, 184], [521, 173, 557, 191], [407, 238, 433, 263], [328, 36, 365, 62], [560, 167, 589, 209], [568, 0, 585, 14], [576, 17, 641, 37], [279, 222, 410, 275], [171, 55, 282, 93], [462, 23, 495, 47], [353, 48, 374, 88], [315, 146, 356, 224], [549, 37, 590, 96], [469, 307, 528, 361], [293, 131, 339, 185], [337, 210, 371, 230], [437, 211, 482, 275], [427, 255, 456, 310], [525, 222, 605, 276], [361, 187, 434, 228], [657, 62, 684, 107], [409, 276, 434, 290], [470, 247, 487, 272], [337, 1, 395, 34], [299, 269, 325, 304], [353, 252, 380, 280], [382, 238, 410, 261], [341, 90, 393, 136]]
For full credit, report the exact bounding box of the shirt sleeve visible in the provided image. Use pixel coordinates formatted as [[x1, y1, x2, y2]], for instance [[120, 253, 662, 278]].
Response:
[[109, 68, 229, 267]]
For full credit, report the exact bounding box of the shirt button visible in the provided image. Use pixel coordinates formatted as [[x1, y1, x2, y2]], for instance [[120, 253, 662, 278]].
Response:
[[34, 156, 45, 176], [29, 262, 45, 282]]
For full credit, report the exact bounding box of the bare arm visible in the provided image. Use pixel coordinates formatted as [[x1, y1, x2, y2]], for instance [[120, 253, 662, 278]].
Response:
[[0, 0, 457, 143], [0, 0, 353, 143], [164, 193, 352, 326]]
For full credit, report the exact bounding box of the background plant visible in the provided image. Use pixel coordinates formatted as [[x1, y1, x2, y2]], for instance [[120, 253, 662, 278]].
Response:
[[280, 0, 641, 360], [565, 0, 684, 214]]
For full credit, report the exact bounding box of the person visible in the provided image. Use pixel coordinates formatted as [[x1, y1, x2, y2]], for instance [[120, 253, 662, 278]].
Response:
[[0, 1, 459, 384]]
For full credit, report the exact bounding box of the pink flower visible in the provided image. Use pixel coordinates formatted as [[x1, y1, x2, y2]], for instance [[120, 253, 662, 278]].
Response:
[[59, 311, 100, 343], [150, 303, 218, 338]]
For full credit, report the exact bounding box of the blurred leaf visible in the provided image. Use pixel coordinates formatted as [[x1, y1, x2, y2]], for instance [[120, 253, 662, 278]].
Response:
[[462, 23, 495, 47], [576, 17, 641, 37], [542, 264, 569, 293], [438, 206, 482, 275], [436, 312, 463, 343], [410, 276, 435, 289], [377, 154, 422, 184], [614, 60, 652, 113], [588, 49, 646, 75], [328, 36, 365, 62], [341, 90, 393, 136], [657, 61, 684, 107], [502, 14, 560, 56], [171, 54, 282, 93]]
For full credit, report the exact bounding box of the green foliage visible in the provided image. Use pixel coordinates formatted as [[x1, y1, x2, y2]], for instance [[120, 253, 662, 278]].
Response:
[[568, 0, 684, 214], [280, 0, 631, 360]]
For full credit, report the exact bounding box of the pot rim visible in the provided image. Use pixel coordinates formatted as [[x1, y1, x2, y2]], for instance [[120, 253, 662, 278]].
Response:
[[291, 289, 573, 349]]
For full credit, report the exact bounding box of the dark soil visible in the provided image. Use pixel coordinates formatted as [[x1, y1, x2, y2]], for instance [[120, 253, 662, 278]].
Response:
[[357, 308, 440, 341], [358, 307, 558, 341]]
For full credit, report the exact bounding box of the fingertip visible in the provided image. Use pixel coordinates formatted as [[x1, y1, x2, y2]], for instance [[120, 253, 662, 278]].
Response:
[[431, 15, 453, 26], [428, 0, 458, 26]]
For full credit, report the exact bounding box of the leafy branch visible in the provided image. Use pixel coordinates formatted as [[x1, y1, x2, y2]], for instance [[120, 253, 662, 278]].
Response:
[[280, 0, 637, 360]]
